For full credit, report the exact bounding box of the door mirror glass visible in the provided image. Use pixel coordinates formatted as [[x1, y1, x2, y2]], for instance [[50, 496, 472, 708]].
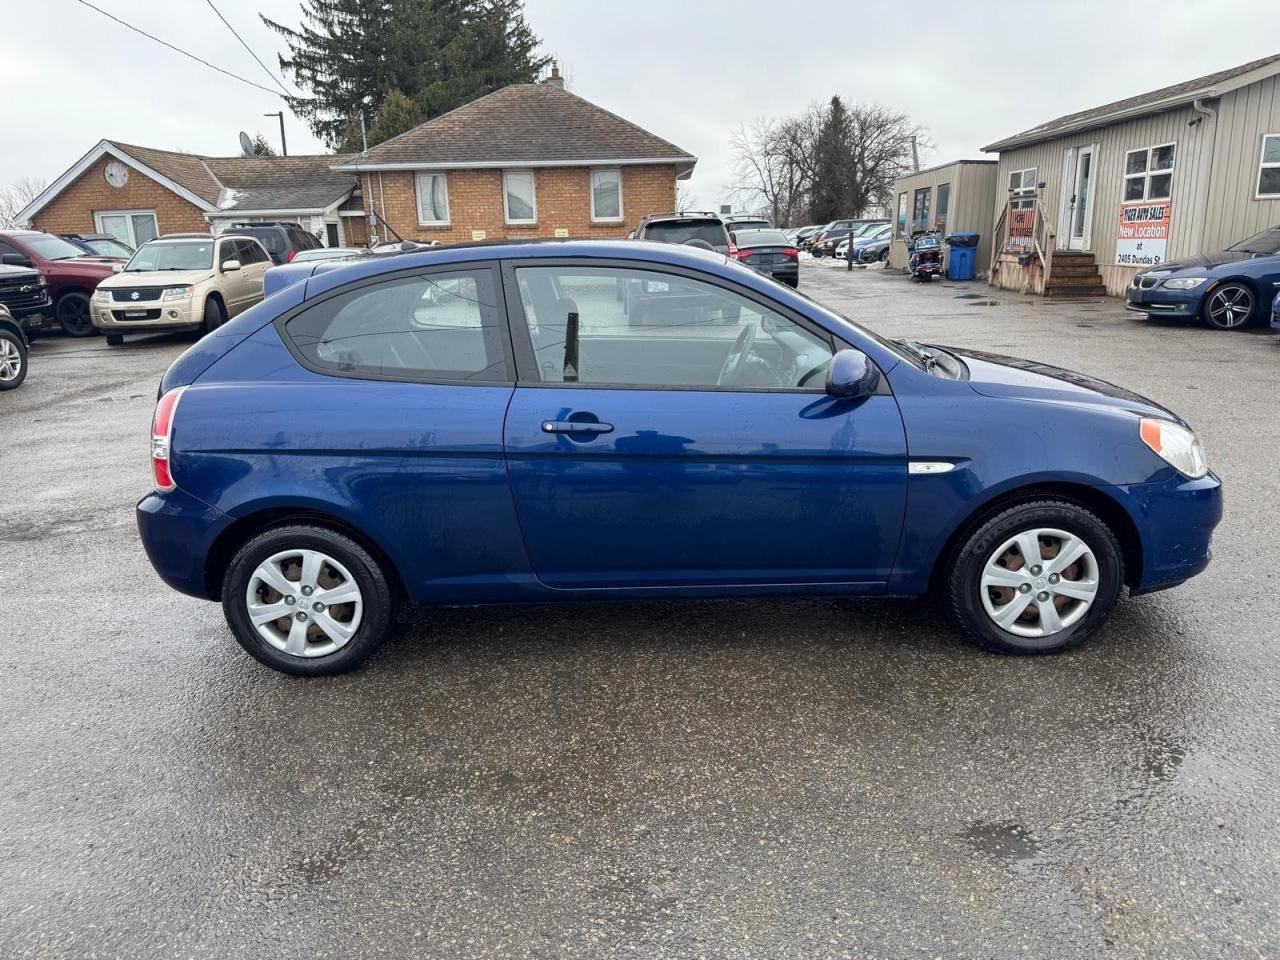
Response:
[[221, 259, 241, 273], [825, 348, 878, 399]]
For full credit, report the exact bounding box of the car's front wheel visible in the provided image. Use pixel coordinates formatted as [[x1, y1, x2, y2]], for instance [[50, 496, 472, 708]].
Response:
[[0, 329, 28, 390], [222, 524, 396, 676], [947, 499, 1123, 655], [55, 292, 95, 337], [1201, 282, 1255, 330]]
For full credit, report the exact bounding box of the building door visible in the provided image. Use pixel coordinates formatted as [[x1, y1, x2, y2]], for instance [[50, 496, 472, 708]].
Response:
[[1066, 146, 1095, 251]]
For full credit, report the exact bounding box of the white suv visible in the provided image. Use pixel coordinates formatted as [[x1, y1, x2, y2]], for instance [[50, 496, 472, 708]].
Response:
[[91, 234, 271, 345]]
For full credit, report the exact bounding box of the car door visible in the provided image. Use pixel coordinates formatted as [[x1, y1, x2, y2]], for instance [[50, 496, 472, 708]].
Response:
[[500, 260, 909, 591], [240, 239, 269, 305]]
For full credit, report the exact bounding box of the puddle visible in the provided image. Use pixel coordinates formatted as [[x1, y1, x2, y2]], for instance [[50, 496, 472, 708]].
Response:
[[954, 293, 984, 300], [963, 820, 1041, 864], [966, 299, 1000, 307]]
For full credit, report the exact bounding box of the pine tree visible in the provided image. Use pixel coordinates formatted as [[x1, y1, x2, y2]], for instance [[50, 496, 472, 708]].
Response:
[[809, 96, 852, 224], [251, 133, 277, 156], [263, 0, 551, 149]]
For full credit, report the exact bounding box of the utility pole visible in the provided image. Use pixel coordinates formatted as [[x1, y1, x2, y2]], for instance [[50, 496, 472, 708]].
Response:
[[910, 135, 920, 173], [263, 112, 287, 156]]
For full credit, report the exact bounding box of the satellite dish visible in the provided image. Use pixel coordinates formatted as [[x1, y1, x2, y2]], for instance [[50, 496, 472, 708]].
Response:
[[239, 131, 254, 157]]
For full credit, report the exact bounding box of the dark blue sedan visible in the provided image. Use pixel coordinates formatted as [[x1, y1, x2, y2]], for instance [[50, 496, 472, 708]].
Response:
[[139, 240, 1222, 675], [1126, 225, 1280, 329]]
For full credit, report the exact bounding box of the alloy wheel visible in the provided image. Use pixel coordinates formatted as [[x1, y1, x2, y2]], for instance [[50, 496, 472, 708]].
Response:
[[0, 337, 22, 382], [244, 548, 364, 658], [1206, 285, 1253, 329], [979, 528, 1099, 638]]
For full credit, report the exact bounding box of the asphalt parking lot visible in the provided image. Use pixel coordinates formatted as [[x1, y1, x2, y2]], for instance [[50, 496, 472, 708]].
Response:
[[3, 265, 1278, 960]]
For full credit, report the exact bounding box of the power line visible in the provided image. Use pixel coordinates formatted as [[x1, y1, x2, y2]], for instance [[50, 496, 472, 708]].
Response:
[[202, 0, 294, 98], [73, 0, 284, 98]]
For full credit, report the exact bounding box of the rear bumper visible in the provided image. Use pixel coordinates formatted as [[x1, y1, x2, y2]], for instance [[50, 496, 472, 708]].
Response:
[[137, 488, 234, 599]]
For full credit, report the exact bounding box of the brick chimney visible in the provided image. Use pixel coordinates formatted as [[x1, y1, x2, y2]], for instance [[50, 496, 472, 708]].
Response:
[[544, 63, 564, 90]]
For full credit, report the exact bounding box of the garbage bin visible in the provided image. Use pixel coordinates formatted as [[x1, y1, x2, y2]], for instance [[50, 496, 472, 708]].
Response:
[[946, 232, 980, 281]]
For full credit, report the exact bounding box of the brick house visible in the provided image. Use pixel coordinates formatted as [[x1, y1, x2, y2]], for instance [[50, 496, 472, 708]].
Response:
[[19, 140, 364, 248], [333, 72, 696, 244], [21, 73, 693, 250]]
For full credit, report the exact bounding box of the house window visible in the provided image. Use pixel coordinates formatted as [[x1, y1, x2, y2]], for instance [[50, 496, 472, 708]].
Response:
[[94, 209, 158, 248], [1008, 168, 1037, 210], [1124, 143, 1175, 202], [896, 191, 908, 237], [590, 168, 623, 221], [415, 172, 450, 226], [935, 183, 950, 234], [1257, 134, 1280, 198], [503, 170, 537, 224], [911, 187, 932, 233]]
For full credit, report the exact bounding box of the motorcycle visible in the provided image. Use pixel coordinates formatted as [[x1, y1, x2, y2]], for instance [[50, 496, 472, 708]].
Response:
[[908, 232, 943, 282]]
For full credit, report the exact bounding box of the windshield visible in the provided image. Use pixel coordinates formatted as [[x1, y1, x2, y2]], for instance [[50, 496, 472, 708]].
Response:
[[125, 241, 214, 272], [22, 234, 88, 261], [734, 228, 790, 247], [643, 220, 729, 249], [851, 221, 888, 238], [86, 238, 133, 257], [1227, 228, 1280, 255], [728, 219, 770, 231]]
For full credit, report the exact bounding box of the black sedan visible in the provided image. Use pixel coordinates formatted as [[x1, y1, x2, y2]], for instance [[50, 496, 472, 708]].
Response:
[[731, 228, 799, 287]]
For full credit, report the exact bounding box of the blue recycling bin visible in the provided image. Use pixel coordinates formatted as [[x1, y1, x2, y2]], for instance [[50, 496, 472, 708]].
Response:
[[946, 232, 980, 281]]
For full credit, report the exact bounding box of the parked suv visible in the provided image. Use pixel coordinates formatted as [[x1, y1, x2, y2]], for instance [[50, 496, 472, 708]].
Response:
[[224, 222, 323, 265], [0, 230, 125, 336], [0, 262, 54, 339], [91, 234, 271, 345], [59, 233, 135, 259], [633, 212, 735, 256]]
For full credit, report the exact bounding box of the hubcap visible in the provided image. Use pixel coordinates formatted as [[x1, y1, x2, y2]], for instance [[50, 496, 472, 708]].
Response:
[[979, 528, 1099, 639], [245, 549, 363, 658], [1208, 286, 1253, 328], [0, 339, 21, 382]]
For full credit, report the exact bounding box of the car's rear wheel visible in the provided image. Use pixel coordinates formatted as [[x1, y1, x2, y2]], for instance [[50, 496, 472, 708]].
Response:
[[947, 499, 1123, 655], [0, 329, 28, 390], [1202, 282, 1255, 330], [222, 524, 395, 676], [55, 292, 94, 337]]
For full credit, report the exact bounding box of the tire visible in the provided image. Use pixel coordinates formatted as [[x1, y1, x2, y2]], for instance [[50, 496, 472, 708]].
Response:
[[55, 291, 95, 337], [202, 297, 226, 334], [105, 334, 124, 346], [221, 524, 396, 676], [0, 329, 28, 390], [878, 249, 889, 263], [1201, 282, 1255, 330], [947, 499, 1124, 655]]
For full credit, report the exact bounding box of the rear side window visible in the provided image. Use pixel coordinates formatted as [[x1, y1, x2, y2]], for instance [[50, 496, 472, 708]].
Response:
[[249, 229, 286, 255], [281, 267, 510, 382], [641, 220, 729, 250], [289, 228, 319, 251]]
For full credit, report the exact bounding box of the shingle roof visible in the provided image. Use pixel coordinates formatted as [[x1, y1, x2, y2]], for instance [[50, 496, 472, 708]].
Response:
[[338, 83, 695, 171], [983, 53, 1280, 152], [107, 142, 356, 211]]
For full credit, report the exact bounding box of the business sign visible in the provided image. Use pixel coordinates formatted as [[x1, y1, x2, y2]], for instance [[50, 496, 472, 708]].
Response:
[[1008, 207, 1035, 249], [1116, 200, 1172, 267]]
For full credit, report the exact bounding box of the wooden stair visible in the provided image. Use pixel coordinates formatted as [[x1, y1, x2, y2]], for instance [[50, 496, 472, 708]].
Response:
[[1045, 252, 1105, 298]]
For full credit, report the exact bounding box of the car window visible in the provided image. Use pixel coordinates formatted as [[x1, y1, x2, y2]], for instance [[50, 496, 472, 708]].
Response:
[[513, 265, 833, 390], [218, 241, 240, 266], [641, 220, 730, 251], [245, 228, 285, 255], [282, 267, 509, 382]]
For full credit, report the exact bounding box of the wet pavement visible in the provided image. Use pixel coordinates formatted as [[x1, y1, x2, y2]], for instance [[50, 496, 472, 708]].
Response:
[[2, 267, 1278, 959]]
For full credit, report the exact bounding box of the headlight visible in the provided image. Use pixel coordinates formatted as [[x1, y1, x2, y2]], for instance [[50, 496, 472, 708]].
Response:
[[1161, 277, 1207, 289], [1140, 418, 1208, 479], [161, 286, 193, 301], [91, 288, 110, 301]]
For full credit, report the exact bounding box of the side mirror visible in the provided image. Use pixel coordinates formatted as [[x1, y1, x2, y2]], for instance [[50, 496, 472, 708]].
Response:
[[221, 259, 241, 273], [111, 263, 124, 273], [1, 253, 32, 268], [825, 348, 879, 400]]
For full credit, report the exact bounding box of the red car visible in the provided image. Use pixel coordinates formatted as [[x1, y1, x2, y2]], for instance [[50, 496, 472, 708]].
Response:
[[0, 230, 126, 337]]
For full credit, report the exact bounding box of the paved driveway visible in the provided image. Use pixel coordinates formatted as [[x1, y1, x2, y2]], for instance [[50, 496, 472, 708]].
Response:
[[2, 267, 1277, 959]]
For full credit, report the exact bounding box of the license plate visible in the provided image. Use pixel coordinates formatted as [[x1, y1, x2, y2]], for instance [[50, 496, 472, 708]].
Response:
[[645, 281, 669, 293], [124, 311, 150, 319]]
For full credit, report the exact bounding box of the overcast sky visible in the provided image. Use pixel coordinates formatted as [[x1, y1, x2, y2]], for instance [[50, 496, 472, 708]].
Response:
[[2, 0, 1276, 210]]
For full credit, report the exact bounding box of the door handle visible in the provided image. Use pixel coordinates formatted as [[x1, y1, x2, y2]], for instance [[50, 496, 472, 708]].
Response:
[[541, 419, 614, 434]]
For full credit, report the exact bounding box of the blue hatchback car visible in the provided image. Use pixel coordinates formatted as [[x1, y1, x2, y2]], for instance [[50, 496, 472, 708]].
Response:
[[139, 240, 1222, 675], [1126, 225, 1280, 329]]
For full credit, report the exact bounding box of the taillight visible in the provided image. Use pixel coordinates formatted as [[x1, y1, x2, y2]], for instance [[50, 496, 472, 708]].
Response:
[[782, 247, 798, 258], [286, 250, 297, 262], [728, 241, 740, 260], [736, 250, 753, 260], [151, 386, 186, 492]]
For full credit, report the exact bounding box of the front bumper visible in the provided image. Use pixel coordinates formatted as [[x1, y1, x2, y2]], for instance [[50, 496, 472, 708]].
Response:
[[2, 292, 54, 334], [92, 295, 201, 332], [1125, 284, 1202, 317], [1116, 471, 1222, 594]]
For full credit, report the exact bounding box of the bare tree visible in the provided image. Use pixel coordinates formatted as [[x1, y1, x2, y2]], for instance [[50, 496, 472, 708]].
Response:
[[0, 177, 47, 229], [676, 180, 698, 213], [729, 118, 809, 227]]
